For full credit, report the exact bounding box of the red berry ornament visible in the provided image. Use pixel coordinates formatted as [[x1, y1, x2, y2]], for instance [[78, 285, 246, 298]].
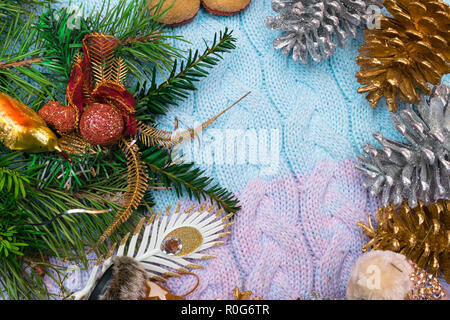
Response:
[[79, 103, 124, 147], [38, 101, 77, 133]]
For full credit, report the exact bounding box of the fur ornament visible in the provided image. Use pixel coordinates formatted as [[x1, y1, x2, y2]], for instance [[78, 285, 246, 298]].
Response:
[[100, 256, 148, 300], [347, 250, 448, 300]]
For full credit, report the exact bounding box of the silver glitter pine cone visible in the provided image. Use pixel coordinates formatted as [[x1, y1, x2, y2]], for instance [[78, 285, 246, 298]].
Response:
[[357, 84, 450, 208], [265, 0, 382, 63]]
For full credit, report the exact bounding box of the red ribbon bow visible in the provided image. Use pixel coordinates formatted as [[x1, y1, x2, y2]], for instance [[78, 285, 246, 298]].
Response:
[[66, 33, 137, 136]]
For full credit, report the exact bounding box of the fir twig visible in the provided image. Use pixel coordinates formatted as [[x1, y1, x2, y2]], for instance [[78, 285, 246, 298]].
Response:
[[36, 1, 183, 96], [0, 57, 43, 70], [0, 12, 55, 107], [0, 151, 151, 299], [91, 138, 149, 250], [142, 147, 240, 214], [135, 28, 237, 121]]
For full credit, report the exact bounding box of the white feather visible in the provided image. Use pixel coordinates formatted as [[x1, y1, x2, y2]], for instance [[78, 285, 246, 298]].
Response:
[[70, 205, 232, 299]]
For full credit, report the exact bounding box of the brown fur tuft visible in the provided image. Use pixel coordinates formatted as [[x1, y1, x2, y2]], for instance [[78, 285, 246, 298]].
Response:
[[100, 256, 148, 300]]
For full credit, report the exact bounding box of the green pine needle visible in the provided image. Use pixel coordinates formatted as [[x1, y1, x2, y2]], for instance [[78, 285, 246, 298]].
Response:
[[142, 146, 240, 214], [135, 28, 237, 122], [36, 0, 184, 98], [0, 11, 56, 107], [0, 1, 241, 300]]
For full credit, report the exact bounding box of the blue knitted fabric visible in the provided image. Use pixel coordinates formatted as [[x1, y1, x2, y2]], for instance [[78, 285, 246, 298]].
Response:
[[45, 0, 450, 299], [54, 0, 450, 197]]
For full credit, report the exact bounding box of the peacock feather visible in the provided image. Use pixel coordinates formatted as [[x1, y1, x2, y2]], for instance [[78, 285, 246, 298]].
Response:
[[70, 203, 233, 300]]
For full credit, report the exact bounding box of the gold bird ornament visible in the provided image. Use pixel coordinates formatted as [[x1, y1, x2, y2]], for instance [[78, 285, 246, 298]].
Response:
[[0, 92, 69, 159]]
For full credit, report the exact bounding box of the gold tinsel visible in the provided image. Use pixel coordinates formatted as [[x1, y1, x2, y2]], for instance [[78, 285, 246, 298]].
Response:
[[231, 287, 263, 300], [358, 199, 450, 282], [356, 0, 450, 112], [59, 133, 101, 155], [91, 137, 149, 251], [216, 287, 263, 300]]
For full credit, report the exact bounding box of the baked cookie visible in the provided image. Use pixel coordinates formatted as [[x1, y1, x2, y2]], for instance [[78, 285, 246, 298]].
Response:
[[201, 0, 251, 16], [149, 0, 251, 26], [149, 0, 201, 26]]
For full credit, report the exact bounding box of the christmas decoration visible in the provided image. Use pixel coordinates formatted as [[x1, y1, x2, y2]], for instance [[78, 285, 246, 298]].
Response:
[[149, 0, 251, 26], [0, 91, 63, 154], [358, 199, 450, 282], [231, 287, 263, 300], [0, 1, 242, 300], [74, 255, 197, 300], [265, 0, 382, 64], [347, 250, 414, 300], [79, 103, 125, 146], [408, 262, 448, 300], [36, 28, 246, 255], [38, 101, 77, 134], [69, 203, 232, 300], [216, 287, 263, 300], [356, 0, 450, 112], [347, 250, 447, 300], [46, 33, 139, 141], [356, 84, 449, 208]]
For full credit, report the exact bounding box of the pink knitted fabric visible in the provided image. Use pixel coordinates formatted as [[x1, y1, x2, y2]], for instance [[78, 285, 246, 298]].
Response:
[[163, 159, 381, 299], [45, 159, 450, 299]]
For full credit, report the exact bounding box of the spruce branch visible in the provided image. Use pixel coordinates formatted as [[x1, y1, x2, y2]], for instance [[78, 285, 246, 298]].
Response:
[[135, 28, 237, 121], [0, 0, 55, 23], [142, 147, 240, 214], [0, 152, 41, 199], [0, 12, 55, 107], [0, 151, 150, 299], [35, 7, 90, 93], [0, 57, 43, 70], [36, 1, 183, 95]]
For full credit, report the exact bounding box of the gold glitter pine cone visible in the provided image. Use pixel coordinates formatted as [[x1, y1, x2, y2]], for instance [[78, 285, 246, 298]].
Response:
[[358, 199, 450, 282], [356, 0, 450, 112]]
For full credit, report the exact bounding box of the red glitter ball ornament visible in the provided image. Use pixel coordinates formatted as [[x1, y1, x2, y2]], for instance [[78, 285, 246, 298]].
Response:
[[79, 103, 124, 146], [38, 101, 77, 133]]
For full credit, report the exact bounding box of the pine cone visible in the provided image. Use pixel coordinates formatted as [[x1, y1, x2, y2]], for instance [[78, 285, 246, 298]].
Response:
[[356, 84, 449, 208], [265, 0, 382, 63], [356, 0, 450, 112], [358, 199, 450, 282]]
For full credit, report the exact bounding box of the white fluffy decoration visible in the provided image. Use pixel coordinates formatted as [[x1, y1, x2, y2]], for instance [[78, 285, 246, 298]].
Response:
[[347, 250, 414, 300]]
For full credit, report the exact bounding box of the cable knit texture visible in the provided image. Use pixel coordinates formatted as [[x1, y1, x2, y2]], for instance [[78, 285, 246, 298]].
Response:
[[43, 0, 450, 299]]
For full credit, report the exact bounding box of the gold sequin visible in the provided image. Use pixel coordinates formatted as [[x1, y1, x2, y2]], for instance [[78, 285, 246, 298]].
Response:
[[164, 226, 203, 257]]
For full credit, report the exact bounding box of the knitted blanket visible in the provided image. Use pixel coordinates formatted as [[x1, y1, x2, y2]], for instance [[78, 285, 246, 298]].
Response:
[[46, 0, 450, 299]]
